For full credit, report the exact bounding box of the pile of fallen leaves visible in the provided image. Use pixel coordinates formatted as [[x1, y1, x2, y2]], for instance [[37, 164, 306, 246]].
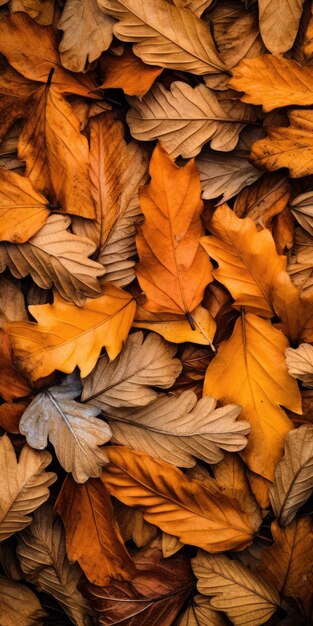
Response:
[[1, 0, 313, 624]]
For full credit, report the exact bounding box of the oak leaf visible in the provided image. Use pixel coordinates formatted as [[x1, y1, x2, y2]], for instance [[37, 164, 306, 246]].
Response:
[[55, 474, 135, 585], [82, 331, 182, 411], [97, 0, 226, 75], [285, 343, 313, 387], [258, 0, 305, 54], [83, 544, 194, 626], [0, 170, 49, 243], [127, 82, 256, 159], [0, 434, 56, 542], [200, 204, 287, 318], [19, 375, 111, 483], [17, 504, 94, 626], [101, 446, 255, 551], [192, 551, 281, 626], [0, 576, 46, 625], [100, 47, 162, 96], [0, 215, 105, 306], [5, 283, 136, 380], [133, 304, 216, 346], [135, 143, 213, 316], [269, 424, 313, 525], [105, 391, 249, 467], [58, 0, 114, 72], [258, 518, 313, 618], [203, 313, 301, 480]]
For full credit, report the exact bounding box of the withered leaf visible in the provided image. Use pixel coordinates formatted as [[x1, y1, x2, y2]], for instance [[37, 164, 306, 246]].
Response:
[[0, 329, 30, 402], [113, 501, 158, 548], [178, 595, 228, 626], [258, 0, 305, 54], [0, 278, 27, 327], [133, 304, 216, 346], [285, 343, 313, 387], [100, 47, 162, 96], [0, 575, 46, 625], [234, 173, 291, 227], [290, 191, 313, 237]]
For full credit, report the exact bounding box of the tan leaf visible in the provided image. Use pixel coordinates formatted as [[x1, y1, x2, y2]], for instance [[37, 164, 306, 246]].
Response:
[[288, 228, 313, 297], [72, 112, 149, 287], [127, 82, 256, 158], [0, 576, 46, 625], [162, 533, 184, 557], [100, 46, 162, 96], [17, 504, 94, 626], [258, 0, 305, 54], [55, 474, 135, 585], [82, 331, 182, 411], [173, 0, 213, 17], [286, 343, 313, 387], [18, 86, 96, 219], [0, 329, 30, 401], [0, 435, 56, 542], [234, 173, 291, 227], [192, 551, 280, 626], [98, 0, 225, 75], [19, 375, 111, 483], [101, 446, 255, 552], [203, 313, 301, 480], [0, 215, 105, 306], [269, 424, 313, 525], [0, 279, 27, 327], [178, 595, 228, 626], [258, 518, 313, 618], [0, 170, 49, 243], [106, 391, 249, 467], [114, 501, 158, 548], [133, 304, 216, 346], [290, 191, 313, 237], [58, 0, 114, 72], [5, 283, 136, 380]]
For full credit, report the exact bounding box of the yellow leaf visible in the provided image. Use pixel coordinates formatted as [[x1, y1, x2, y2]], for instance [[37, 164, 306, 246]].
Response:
[[203, 313, 302, 480], [133, 304, 216, 346], [5, 284, 136, 381]]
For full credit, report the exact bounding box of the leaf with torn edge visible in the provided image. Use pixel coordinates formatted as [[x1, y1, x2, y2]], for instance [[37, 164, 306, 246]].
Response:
[[82, 331, 182, 411], [105, 390, 249, 467], [101, 446, 255, 552], [72, 112, 149, 287], [269, 424, 313, 525], [19, 375, 111, 483], [135, 143, 213, 316], [0, 215, 105, 306], [192, 551, 281, 626], [133, 304, 216, 346], [98, 0, 226, 75], [5, 283, 136, 381], [17, 504, 94, 626], [58, 0, 114, 72], [203, 313, 301, 480], [55, 474, 135, 585], [0, 576, 46, 625], [127, 82, 256, 159], [0, 434, 56, 542], [285, 343, 313, 387]]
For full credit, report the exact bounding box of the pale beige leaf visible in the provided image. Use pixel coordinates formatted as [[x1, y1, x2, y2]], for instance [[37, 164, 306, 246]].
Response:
[[17, 504, 94, 626], [127, 82, 255, 158], [0, 435, 56, 542], [290, 191, 313, 237], [270, 424, 313, 525], [285, 343, 313, 387], [196, 128, 264, 203], [173, 0, 213, 17], [0, 278, 27, 327], [0, 576, 46, 625], [58, 0, 114, 72], [72, 113, 149, 287], [258, 0, 305, 54], [82, 331, 182, 411], [178, 595, 228, 626], [0, 215, 105, 306], [192, 551, 280, 626], [19, 375, 111, 483], [98, 0, 225, 74], [105, 390, 249, 467]]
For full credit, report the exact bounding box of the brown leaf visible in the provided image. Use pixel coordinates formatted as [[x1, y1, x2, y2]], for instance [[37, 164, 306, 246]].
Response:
[[0, 330, 30, 401], [100, 46, 162, 96], [258, 0, 305, 54], [234, 173, 291, 227], [0, 400, 29, 435], [0, 575, 46, 625]]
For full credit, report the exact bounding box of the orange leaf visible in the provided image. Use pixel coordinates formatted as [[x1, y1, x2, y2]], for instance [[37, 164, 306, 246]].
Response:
[[100, 47, 162, 96], [0, 330, 30, 402]]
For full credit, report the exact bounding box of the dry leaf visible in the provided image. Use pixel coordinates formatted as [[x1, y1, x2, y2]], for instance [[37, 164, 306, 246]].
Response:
[[82, 331, 182, 410], [200, 204, 287, 318], [0, 576, 46, 625], [269, 424, 313, 525], [114, 500, 158, 548], [17, 504, 94, 626], [133, 304, 216, 346], [127, 82, 256, 158], [161, 532, 183, 557], [192, 551, 281, 626], [234, 173, 291, 227], [288, 228, 313, 297], [173, 0, 213, 17], [178, 594, 228, 626], [258, 0, 305, 54], [105, 390, 249, 467], [100, 46, 162, 96], [5, 283, 136, 380], [19, 375, 111, 483], [101, 446, 255, 551], [0, 434, 56, 541], [98, 0, 226, 75], [0, 215, 105, 306], [55, 474, 135, 585], [285, 343, 313, 387], [0, 329, 30, 401], [203, 313, 301, 480], [58, 0, 114, 72], [136, 143, 213, 315], [290, 191, 313, 237]]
